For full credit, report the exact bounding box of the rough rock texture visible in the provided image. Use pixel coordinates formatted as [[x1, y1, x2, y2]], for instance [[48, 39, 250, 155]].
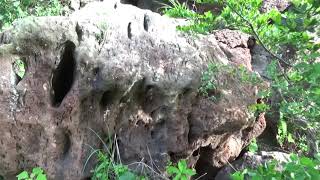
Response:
[[0, 1, 267, 179], [215, 151, 290, 180], [260, 0, 291, 13]]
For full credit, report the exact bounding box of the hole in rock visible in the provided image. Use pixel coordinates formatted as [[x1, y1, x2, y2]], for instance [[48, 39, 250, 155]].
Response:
[[63, 131, 71, 157], [127, 22, 132, 39], [12, 58, 27, 85], [100, 88, 120, 107], [75, 23, 83, 42], [143, 14, 150, 32], [51, 41, 76, 107], [194, 146, 220, 179], [192, 149, 200, 157]]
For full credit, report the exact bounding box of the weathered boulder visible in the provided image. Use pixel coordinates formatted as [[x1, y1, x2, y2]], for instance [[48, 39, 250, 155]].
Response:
[[0, 1, 267, 179], [215, 151, 291, 180]]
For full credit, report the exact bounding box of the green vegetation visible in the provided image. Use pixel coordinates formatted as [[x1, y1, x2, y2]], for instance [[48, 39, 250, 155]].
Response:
[[164, 0, 320, 178], [87, 128, 196, 180], [166, 160, 196, 180], [165, 0, 320, 154], [247, 138, 258, 153], [83, 129, 144, 180], [231, 153, 320, 180], [199, 63, 219, 99], [0, 0, 63, 30], [13, 58, 26, 79], [91, 151, 142, 180], [17, 167, 47, 180], [199, 63, 264, 103]]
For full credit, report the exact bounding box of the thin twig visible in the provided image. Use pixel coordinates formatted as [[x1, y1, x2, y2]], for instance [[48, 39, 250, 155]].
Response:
[[147, 145, 162, 174], [114, 134, 122, 164], [88, 127, 109, 152], [82, 149, 101, 173], [127, 162, 169, 180], [225, 2, 292, 67], [226, 160, 238, 172], [194, 173, 208, 180]]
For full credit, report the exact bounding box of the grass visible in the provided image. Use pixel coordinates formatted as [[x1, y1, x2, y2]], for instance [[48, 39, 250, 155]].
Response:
[[84, 128, 196, 180]]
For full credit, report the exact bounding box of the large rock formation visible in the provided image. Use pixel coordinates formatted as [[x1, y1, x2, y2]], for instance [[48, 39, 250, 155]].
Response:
[[0, 1, 267, 179]]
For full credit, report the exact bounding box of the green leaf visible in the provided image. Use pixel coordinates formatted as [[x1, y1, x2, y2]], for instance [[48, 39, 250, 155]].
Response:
[[32, 168, 44, 175], [13, 1, 20, 7], [119, 171, 136, 180], [173, 173, 182, 180], [287, 133, 295, 143], [248, 138, 258, 153], [36, 174, 47, 180], [269, 9, 282, 25], [178, 160, 187, 171], [300, 157, 315, 167], [167, 166, 180, 175], [184, 169, 196, 176], [17, 171, 29, 180], [181, 175, 188, 180]]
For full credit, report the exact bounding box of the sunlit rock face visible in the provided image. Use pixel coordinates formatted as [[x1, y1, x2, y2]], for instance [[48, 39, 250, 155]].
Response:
[[0, 1, 267, 179]]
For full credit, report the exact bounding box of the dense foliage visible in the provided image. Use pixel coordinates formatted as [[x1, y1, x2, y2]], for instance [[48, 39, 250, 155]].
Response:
[[165, 0, 320, 154], [0, 0, 63, 30], [231, 154, 320, 180], [164, 0, 320, 179]]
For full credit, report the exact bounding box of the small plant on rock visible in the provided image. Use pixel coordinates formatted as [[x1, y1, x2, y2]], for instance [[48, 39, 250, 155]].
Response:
[[166, 159, 196, 180], [247, 138, 259, 154], [17, 167, 47, 180], [199, 63, 220, 99]]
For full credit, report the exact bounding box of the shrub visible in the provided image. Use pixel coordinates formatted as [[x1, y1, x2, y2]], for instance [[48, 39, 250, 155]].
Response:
[[0, 0, 63, 30], [231, 153, 320, 180], [164, 0, 320, 154]]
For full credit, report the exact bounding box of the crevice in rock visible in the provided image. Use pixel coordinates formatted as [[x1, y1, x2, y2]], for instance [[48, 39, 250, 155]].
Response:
[[100, 88, 119, 107], [143, 14, 150, 32], [194, 146, 220, 179], [127, 22, 132, 39], [62, 130, 71, 158], [51, 41, 76, 107], [75, 23, 83, 42], [187, 114, 195, 143], [247, 36, 256, 49]]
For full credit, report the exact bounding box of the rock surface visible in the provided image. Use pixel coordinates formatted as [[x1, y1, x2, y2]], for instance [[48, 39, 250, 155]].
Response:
[[0, 1, 267, 179]]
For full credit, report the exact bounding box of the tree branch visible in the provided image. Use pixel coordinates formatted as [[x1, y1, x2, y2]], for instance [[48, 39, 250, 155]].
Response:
[[226, 2, 292, 67]]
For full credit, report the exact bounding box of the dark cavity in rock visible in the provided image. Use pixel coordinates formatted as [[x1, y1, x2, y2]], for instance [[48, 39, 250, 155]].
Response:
[[51, 41, 76, 107]]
